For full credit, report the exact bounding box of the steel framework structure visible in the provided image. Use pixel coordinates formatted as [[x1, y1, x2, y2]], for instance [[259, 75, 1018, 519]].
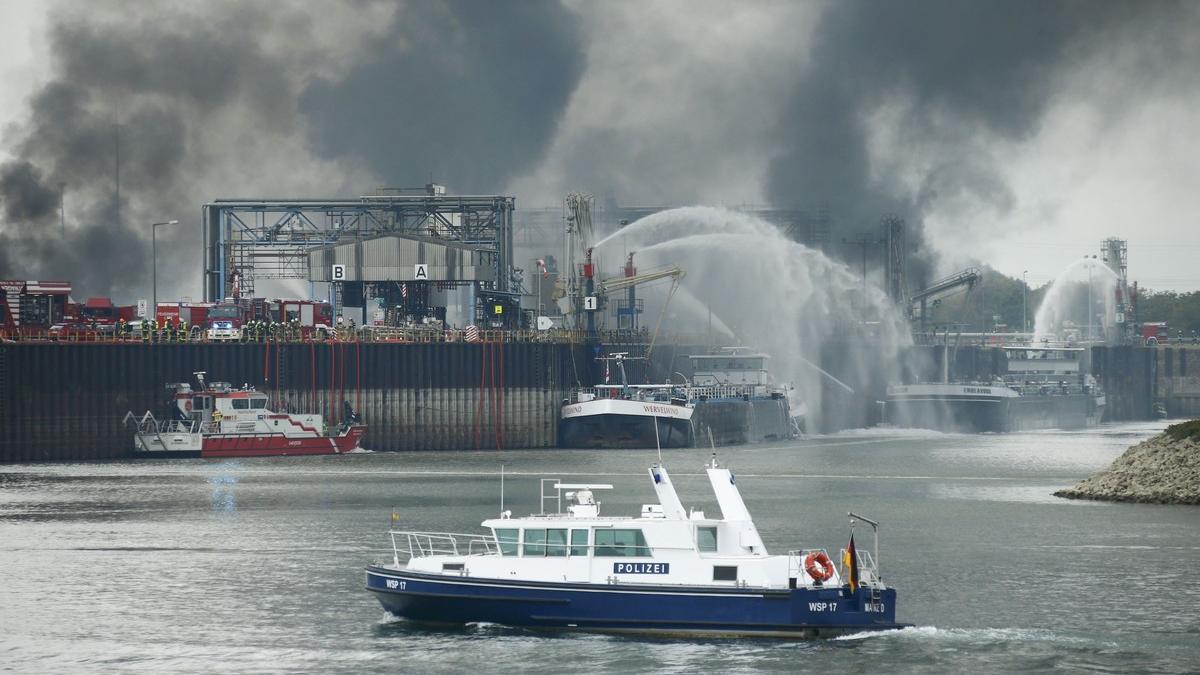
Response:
[[202, 195, 515, 301]]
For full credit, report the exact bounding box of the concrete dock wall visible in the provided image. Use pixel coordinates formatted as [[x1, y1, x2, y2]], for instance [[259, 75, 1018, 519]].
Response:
[[1092, 346, 1156, 421], [1155, 346, 1200, 418], [0, 341, 593, 462]]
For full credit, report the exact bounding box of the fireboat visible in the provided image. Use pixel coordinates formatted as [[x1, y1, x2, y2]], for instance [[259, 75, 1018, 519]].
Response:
[[125, 371, 365, 458]]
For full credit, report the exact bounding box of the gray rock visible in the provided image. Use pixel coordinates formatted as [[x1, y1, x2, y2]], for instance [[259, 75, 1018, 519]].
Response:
[[1054, 426, 1200, 505]]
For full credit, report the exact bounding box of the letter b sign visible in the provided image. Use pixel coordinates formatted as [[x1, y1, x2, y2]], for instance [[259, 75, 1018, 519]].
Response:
[[332, 264, 346, 281]]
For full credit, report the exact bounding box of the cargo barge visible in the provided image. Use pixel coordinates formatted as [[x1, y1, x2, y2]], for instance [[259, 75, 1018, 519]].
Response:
[[559, 349, 795, 448], [886, 346, 1105, 432]]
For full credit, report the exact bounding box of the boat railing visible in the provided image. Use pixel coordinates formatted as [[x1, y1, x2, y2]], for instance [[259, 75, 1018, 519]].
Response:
[[123, 411, 201, 450], [388, 530, 497, 563], [837, 548, 882, 587], [785, 547, 882, 589], [571, 384, 779, 403]]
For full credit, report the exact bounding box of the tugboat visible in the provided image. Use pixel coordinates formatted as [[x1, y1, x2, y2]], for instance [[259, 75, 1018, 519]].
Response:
[[365, 456, 906, 637], [125, 371, 365, 458]]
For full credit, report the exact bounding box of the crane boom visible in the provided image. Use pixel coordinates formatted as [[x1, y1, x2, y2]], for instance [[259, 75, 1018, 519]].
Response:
[[598, 265, 685, 294], [908, 267, 982, 329]]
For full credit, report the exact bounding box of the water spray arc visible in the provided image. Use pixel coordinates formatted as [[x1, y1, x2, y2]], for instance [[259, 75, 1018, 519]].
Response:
[[592, 207, 911, 431], [1033, 257, 1121, 344]]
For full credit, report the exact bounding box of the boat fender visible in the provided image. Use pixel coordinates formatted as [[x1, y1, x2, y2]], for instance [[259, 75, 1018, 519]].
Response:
[[804, 551, 834, 582]]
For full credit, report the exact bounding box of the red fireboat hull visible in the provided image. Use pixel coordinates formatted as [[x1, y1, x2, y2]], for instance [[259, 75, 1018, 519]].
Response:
[[200, 425, 366, 459]]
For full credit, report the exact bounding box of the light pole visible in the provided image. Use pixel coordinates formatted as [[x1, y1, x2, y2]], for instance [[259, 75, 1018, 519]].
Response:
[[1086, 256, 1093, 343], [58, 182, 66, 238], [1022, 270, 1028, 334], [151, 219, 180, 317]]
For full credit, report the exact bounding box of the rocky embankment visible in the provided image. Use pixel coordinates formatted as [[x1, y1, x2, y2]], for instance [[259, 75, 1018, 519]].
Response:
[[1055, 420, 1200, 505]]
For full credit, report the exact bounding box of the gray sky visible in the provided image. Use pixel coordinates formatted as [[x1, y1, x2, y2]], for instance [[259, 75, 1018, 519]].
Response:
[[1, 0, 1197, 297]]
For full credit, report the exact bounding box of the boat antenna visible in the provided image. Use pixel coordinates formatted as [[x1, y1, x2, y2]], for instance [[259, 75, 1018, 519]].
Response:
[[707, 427, 716, 451], [500, 464, 505, 517]]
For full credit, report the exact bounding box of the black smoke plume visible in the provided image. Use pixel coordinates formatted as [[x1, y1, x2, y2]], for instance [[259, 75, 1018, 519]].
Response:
[[765, 0, 1182, 288], [0, 0, 584, 300], [301, 0, 584, 194]]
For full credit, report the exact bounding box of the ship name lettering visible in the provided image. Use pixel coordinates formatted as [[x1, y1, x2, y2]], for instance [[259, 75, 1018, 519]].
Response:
[[613, 562, 670, 574], [808, 602, 837, 612], [385, 579, 406, 590], [864, 602, 885, 613], [963, 387, 991, 394]]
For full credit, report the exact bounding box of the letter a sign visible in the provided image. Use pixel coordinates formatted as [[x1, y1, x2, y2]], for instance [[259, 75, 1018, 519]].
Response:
[[414, 264, 429, 280], [331, 264, 347, 281]]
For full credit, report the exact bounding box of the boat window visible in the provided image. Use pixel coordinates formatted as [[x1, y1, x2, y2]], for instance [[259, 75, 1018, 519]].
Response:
[[232, 399, 249, 410], [594, 529, 650, 557], [523, 529, 547, 556], [546, 529, 568, 557], [697, 526, 718, 552], [570, 529, 589, 556], [250, 398, 267, 409], [713, 566, 738, 581], [495, 529, 518, 556]]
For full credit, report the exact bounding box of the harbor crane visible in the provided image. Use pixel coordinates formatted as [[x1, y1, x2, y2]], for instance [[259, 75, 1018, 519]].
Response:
[[908, 267, 982, 330], [598, 260, 686, 364]]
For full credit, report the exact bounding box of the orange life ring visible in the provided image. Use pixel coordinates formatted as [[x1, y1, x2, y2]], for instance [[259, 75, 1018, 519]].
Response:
[[184, 400, 193, 411], [804, 551, 834, 582]]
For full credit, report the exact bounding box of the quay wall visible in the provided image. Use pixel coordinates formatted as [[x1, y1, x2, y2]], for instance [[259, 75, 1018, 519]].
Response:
[[1154, 346, 1200, 418], [0, 341, 594, 462], [1, 340, 1182, 462]]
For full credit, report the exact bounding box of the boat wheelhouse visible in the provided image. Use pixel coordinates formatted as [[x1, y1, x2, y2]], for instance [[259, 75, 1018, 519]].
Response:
[[365, 457, 905, 638]]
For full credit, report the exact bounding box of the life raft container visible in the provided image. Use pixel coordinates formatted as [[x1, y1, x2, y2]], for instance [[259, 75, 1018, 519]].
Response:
[[804, 551, 835, 582]]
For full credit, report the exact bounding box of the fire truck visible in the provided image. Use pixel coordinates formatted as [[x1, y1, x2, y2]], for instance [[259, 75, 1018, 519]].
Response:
[[51, 297, 137, 337], [1141, 322, 1170, 346], [205, 301, 247, 341], [274, 299, 334, 336], [155, 301, 213, 330], [204, 298, 333, 341]]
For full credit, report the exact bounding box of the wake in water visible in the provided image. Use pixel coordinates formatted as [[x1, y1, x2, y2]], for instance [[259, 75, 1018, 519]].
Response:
[[593, 207, 911, 431]]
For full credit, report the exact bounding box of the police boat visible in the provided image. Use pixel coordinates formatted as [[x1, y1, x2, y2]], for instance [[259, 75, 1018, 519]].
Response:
[[365, 457, 908, 638]]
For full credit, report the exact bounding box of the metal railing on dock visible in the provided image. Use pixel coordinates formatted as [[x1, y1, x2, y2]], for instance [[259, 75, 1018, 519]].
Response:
[[2, 326, 726, 346]]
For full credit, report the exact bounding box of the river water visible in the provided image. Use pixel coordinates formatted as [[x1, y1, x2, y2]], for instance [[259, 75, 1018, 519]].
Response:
[[2, 422, 1198, 673]]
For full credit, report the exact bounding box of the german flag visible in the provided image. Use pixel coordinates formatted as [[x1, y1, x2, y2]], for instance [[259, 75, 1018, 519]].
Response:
[[843, 534, 860, 593]]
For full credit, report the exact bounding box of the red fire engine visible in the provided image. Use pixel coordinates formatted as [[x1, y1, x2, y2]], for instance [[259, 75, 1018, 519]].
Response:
[[1141, 322, 1169, 346]]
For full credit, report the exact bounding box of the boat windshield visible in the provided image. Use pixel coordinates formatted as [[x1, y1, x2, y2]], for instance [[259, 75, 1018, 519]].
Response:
[[495, 528, 518, 556]]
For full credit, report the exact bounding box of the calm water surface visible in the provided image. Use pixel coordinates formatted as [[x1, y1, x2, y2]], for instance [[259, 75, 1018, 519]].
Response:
[[2, 422, 1198, 673]]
